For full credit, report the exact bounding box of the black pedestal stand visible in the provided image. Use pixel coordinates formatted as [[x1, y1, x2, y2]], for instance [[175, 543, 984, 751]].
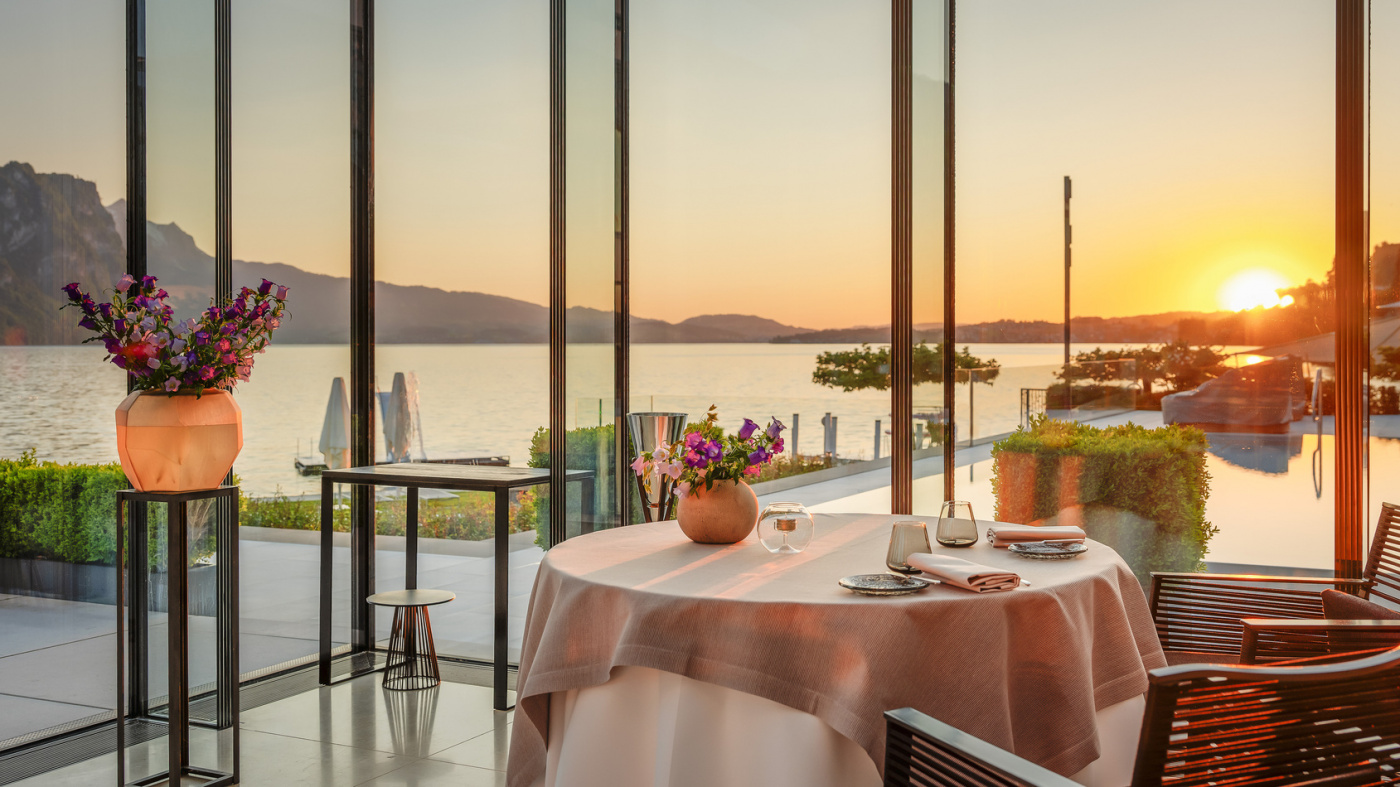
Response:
[[116, 486, 239, 787]]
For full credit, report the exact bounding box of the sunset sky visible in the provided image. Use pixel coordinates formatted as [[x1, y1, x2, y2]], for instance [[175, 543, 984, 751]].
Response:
[[2, 0, 1396, 329]]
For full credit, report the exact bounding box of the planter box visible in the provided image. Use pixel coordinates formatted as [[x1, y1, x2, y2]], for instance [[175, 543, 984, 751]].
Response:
[[992, 419, 1214, 583], [0, 556, 218, 614]]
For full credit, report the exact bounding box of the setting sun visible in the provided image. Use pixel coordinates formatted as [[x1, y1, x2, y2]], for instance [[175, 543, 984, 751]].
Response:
[[1219, 269, 1295, 312]]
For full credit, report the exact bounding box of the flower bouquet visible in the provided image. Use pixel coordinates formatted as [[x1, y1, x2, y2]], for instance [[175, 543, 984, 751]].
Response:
[[62, 274, 288, 395], [60, 274, 289, 491], [631, 406, 786, 544]]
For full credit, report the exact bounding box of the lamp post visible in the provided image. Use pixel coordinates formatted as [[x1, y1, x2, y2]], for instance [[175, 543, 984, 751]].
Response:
[[1064, 175, 1072, 366]]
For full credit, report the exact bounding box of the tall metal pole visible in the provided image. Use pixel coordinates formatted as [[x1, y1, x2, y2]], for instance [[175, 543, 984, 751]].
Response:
[[1064, 176, 1072, 366]]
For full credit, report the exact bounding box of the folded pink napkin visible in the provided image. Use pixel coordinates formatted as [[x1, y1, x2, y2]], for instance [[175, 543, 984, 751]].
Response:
[[986, 524, 1086, 548], [907, 552, 1021, 593]]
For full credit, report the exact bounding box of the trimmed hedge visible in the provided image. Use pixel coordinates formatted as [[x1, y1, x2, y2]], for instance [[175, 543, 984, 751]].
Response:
[[991, 417, 1215, 582], [0, 451, 206, 569], [528, 425, 634, 548]]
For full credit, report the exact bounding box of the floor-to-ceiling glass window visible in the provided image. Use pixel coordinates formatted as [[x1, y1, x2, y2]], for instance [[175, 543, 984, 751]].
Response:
[[0, 0, 127, 751], [954, 1, 1334, 580], [564, 0, 618, 535], [1369, 1, 1400, 553], [630, 0, 892, 515], [377, 0, 548, 664], [231, 0, 351, 677]]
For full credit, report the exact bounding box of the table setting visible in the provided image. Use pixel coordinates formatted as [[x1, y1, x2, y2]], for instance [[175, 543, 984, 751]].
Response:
[[506, 500, 1166, 787]]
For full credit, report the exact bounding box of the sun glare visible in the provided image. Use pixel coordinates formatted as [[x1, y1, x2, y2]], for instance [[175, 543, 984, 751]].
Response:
[[1219, 269, 1294, 312]]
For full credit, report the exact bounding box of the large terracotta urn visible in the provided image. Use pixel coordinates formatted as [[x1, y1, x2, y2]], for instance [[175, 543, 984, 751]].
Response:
[[115, 390, 243, 492], [675, 480, 759, 544]]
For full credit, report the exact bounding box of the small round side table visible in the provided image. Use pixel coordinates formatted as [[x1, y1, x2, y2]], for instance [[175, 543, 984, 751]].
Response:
[[366, 589, 456, 690]]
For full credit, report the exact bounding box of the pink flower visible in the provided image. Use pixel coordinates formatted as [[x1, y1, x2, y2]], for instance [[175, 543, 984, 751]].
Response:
[[275, 285, 289, 299], [630, 456, 647, 475], [164, 378, 181, 392]]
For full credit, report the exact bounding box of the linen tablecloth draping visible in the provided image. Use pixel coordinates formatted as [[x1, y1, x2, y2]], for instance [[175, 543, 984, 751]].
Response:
[[506, 513, 1166, 786]]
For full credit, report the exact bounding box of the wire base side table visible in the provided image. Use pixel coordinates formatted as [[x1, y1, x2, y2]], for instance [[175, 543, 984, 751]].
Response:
[[369, 589, 456, 691]]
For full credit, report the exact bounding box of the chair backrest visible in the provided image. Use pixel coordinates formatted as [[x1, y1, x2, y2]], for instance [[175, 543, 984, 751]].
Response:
[[883, 707, 1079, 787], [1131, 645, 1400, 787], [1363, 502, 1400, 606]]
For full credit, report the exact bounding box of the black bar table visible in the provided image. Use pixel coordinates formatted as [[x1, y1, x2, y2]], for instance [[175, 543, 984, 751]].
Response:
[[317, 464, 595, 710], [116, 485, 239, 787]]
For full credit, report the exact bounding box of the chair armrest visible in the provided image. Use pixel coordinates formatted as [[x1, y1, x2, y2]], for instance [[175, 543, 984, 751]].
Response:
[[1240, 618, 1400, 663], [1149, 574, 1361, 656], [884, 708, 1079, 787]]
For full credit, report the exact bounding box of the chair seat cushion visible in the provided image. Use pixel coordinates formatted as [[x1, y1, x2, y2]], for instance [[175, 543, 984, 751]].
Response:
[[1321, 589, 1400, 620]]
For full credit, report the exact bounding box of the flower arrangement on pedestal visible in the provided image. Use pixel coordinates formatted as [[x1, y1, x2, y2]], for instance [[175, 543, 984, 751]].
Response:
[[60, 275, 289, 491], [631, 406, 785, 544]]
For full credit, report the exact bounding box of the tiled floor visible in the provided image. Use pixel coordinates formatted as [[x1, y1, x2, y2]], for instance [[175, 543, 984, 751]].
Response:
[[13, 676, 512, 786]]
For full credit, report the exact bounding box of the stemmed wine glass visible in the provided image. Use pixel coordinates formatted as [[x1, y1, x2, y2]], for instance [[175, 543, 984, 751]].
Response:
[[886, 520, 932, 575]]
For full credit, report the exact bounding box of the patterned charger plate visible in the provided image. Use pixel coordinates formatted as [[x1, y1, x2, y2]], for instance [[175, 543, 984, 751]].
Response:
[[838, 573, 935, 596], [1007, 541, 1089, 560]]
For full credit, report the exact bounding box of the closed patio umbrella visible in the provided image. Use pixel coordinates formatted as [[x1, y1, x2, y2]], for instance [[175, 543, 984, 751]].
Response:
[[319, 377, 351, 470], [383, 372, 413, 463]]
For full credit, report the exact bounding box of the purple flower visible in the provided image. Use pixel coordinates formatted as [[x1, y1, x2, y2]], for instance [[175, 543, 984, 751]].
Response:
[[772, 437, 785, 454], [112, 356, 127, 369], [766, 418, 785, 440], [78, 317, 97, 331], [275, 285, 289, 300], [102, 336, 120, 354], [61, 282, 83, 301], [140, 275, 157, 289], [164, 378, 181, 392], [156, 288, 168, 299], [258, 279, 273, 295], [194, 331, 210, 345], [98, 303, 112, 319], [703, 440, 723, 462], [116, 274, 135, 291], [684, 432, 704, 449], [113, 318, 126, 334], [239, 287, 254, 299], [169, 337, 187, 353], [146, 357, 160, 370], [199, 366, 217, 381], [747, 448, 769, 465], [80, 297, 96, 316], [220, 323, 235, 335], [738, 419, 759, 441], [684, 450, 708, 469]]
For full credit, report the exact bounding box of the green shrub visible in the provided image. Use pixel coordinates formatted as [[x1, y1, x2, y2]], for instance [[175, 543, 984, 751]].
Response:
[[991, 417, 1215, 582], [528, 425, 631, 548], [241, 488, 538, 540], [0, 450, 209, 569]]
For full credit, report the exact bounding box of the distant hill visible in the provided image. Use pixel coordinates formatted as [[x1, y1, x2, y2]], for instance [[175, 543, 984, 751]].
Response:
[[0, 161, 810, 345]]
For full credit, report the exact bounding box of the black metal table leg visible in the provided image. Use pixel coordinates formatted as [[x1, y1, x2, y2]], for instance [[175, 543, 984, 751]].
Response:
[[319, 476, 334, 685], [168, 501, 190, 781], [494, 487, 511, 710], [406, 486, 418, 590], [128, 502, 148, 719], [115, 498, 125, 787], [351, 483, 374, 656]]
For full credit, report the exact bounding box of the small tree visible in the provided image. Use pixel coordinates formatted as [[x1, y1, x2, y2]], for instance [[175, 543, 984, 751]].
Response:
[[812, 342, 1000, 392], [1058, 342, 1226, 397]]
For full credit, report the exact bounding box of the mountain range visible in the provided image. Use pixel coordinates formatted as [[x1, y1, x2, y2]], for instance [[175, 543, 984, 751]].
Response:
[[2, 160, 1259, 348]]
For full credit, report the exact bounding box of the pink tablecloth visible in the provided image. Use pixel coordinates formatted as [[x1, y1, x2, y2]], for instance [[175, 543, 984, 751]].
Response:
[[506, 514, 1166, 786]]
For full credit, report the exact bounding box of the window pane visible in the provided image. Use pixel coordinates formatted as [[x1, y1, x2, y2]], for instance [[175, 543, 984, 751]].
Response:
[[232, 0, 350, 676], [955, 1, 1333, 581], [0, 0, 126, 750], [376, 0, 548, 665], [631, 0, 891, 515]]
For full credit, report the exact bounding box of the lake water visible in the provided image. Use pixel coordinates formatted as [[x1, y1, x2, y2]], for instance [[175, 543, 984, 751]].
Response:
[[0, 342, 1146, 497]]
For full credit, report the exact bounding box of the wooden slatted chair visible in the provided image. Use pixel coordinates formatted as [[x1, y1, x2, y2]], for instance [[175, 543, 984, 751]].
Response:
[[1151, 501, 1400, 664], [884, 645, 1400, 787]]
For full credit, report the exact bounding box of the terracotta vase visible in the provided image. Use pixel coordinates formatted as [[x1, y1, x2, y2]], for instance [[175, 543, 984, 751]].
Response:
[[675, 480, 759, 544], [115, 389, 243, 492]]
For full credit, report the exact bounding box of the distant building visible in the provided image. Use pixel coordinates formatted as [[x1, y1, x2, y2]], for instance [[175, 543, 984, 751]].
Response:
[[1375, 243, 1400, 306]]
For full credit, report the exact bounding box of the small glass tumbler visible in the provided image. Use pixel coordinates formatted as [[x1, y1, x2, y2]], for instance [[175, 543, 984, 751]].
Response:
[[886, 520, 932, 574], [757, 502, 814, 554], [936, 500, 978, 547]]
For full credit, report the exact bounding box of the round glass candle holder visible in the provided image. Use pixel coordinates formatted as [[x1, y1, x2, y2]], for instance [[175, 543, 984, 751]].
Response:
[[757, 502, 814, 554]]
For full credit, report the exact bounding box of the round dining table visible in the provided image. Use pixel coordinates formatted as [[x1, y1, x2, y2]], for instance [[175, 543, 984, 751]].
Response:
[[506, 513, 1166, 787]]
